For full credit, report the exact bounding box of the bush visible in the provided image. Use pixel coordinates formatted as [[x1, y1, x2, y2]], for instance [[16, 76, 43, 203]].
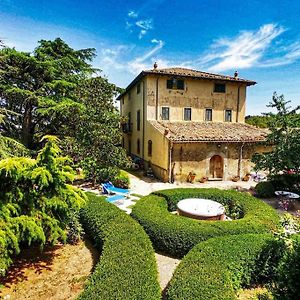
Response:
[[78, 193, 160, 300], [166, 234, 284, 300], [271, 234, 300, 299], [270, 174, 300, 194], [255, 181, 276, 198], [131, 188, 279, 257], [66, 210, 84, 244], [0, 136, 86, 276], [111, 170, 130, 189]]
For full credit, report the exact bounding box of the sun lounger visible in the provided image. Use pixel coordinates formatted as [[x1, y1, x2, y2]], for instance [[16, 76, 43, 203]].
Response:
[[106, 194, 126, 203], [101, 182, 129, 195]]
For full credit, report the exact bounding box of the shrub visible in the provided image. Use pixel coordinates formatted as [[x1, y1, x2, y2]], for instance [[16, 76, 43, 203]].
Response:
[[111, 170, 130, 189], [270, 174, 300, 194], [271, 234, 300, 299], [166, 234, 284, 300], [0, 136, 86, 275], [131, 188, 279, 257], [66, 210, 84, 244], [255, 181, 275, 198], [78, 193, 160, 300]]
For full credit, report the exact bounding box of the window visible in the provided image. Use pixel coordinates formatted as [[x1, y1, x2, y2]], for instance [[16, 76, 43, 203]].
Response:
[[205, 108, 212, 121], [214, 83, 226, 93], [161, 107, 170, 120], [122, 137, 124, 148], [184, 108, 192, 121], [137, 110, 141, 131], [128, 139, 131, 155], [137, 139, 140, 154], [166, 78, 185, 90], [137, 83, 141, 94], [225, 109, 232, 122], [128, 91, 131, 100], [148, 140, 152, 156]]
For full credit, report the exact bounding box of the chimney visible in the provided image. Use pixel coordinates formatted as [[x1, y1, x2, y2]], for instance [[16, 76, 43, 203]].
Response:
[[234, 70, 238, 78], [153, 62, 158, 69]]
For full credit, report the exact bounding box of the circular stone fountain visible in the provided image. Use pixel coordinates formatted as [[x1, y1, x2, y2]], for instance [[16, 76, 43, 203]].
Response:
[[177, 198, 225, 220]]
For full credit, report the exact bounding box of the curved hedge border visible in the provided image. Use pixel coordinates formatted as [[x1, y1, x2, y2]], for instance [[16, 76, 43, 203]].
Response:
[[166, 234, 283, 300], [131, 188, 279, 257], [78, 193, 161, 300]]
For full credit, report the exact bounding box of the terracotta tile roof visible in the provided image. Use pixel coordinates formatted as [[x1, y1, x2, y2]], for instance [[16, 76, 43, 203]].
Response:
[[149, 121, 268, 143], [116, 67, 256, 100], [143, 67, 256, 85]]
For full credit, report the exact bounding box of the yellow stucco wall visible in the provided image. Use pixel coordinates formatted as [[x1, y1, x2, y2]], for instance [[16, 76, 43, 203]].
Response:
[[120, 80, 145, 158], [172, 142, 268, 182], [145, 74, 247, 123], [119, 72, 263, 182]]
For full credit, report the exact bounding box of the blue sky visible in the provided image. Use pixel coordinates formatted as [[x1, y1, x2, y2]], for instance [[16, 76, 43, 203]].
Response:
[[0, 0, 300, 114]]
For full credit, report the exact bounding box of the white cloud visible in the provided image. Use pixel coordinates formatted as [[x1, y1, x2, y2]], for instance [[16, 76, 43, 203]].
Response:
[[128, 10, 138, 18], [126, 9, 153, 39], [128, 39, 164, 73], [198, 24, 286, 72]]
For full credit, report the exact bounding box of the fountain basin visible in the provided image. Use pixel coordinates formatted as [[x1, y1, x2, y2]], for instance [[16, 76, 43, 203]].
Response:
[[177, 198, 225, 220]]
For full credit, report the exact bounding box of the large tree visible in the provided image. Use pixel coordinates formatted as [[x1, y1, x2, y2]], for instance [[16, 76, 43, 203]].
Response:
[[0, 38, 96, 149], [252, 93, 300, 175], [63, 77, 130, 184]]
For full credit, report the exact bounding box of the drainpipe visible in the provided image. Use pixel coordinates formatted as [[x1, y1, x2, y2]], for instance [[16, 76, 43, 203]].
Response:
[[168, 141, 173, 183], [237, 142, 245, 179], [236, 85, 241, 122], [155, 77, 159, 120], [142, 80, 145, 161]]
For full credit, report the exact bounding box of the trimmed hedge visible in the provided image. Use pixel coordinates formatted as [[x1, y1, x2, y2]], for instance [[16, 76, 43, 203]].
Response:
[[131, 188, 279, 257], [78, 193, 161, 300], [166, 234, 284, 300], [272, 234, 300, 299]]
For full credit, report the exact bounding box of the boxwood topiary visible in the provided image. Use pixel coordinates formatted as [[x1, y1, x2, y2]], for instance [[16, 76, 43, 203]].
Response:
[[131, 188, 279, 257], [166, 234, 284, 300], [78, 193, 161, 300]]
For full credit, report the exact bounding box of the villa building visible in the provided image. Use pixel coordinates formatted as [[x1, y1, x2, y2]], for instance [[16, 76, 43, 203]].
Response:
[[117, 66, 268, 182]]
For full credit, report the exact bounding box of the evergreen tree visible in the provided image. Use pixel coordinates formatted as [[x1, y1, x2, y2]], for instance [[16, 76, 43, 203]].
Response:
[[0, 135, 86, 275]]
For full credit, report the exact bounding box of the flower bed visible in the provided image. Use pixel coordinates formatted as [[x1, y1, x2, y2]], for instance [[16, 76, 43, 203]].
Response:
[[131, 188, 279, 257], [78, 193, 161, 300]]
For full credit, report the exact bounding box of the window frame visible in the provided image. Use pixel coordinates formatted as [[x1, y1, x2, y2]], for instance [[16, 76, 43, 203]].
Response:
[[161, 106, 170, 120], [183, 107, 192, 121], [225, 109, 232, 122], [214, 83, 226, 93], [205, 108, 213, 121], [148, 140, 152, 157], [137, 83, 141, 94], [137, 110, 141, 131], [137, 138, 140, 154], [166, 78, 185, 90]]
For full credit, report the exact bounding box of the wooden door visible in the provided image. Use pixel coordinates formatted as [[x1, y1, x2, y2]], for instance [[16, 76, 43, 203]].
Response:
[[209, 155, 223, 178]]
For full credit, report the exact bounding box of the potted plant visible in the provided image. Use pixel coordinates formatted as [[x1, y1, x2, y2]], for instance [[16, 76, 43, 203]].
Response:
[[200, 176, 208, 183], [187, 171, 196, 183], [232, 175, 240, 182]]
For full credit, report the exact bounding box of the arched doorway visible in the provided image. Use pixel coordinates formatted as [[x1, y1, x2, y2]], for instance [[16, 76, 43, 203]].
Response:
[[209, 155, 223, 179]]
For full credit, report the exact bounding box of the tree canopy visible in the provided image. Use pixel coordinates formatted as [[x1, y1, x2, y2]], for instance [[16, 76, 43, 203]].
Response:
[[0, 38, 96, 149], [252, 93, 300, 175]]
